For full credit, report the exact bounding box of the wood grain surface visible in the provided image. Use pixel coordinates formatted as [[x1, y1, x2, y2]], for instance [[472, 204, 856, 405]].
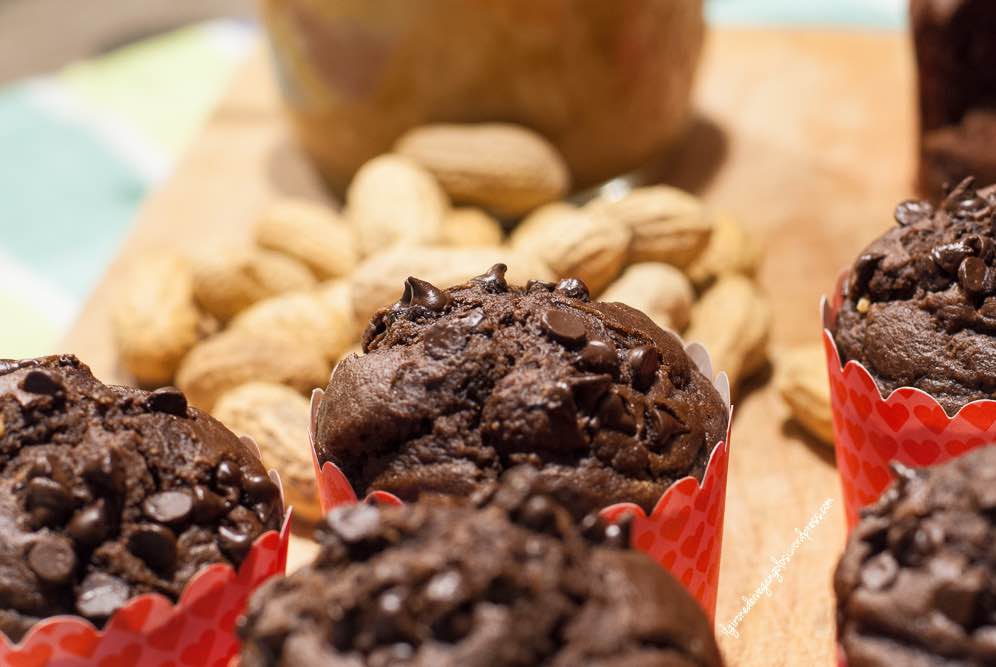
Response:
[[61, 28, 918, 665]]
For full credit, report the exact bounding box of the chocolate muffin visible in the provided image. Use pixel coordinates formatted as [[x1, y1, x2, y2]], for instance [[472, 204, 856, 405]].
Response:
[[831, 179, 996, 414], [314, 265, 728, 518], [835, 446, 996, 666], [0, 355, 282, 641], [239, 468, 724, 667], [911, 0, 996, 197]]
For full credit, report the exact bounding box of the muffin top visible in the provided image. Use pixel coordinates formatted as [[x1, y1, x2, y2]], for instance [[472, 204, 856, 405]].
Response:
[[315, 265, 728, 517], [0, 355, 282, 641], [835, 446, 996, 666], [831, 178, 996, 413], [238, 467, 724, 667]]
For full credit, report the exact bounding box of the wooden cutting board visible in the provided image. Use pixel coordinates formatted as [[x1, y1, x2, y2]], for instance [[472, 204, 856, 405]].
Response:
[[62, 28, 918, 666]]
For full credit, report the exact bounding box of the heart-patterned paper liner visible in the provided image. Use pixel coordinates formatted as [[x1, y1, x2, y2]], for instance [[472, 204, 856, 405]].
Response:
[[822, 292, 996, 530], [308, 342, 733, 620], [0, 458, 292, 667]]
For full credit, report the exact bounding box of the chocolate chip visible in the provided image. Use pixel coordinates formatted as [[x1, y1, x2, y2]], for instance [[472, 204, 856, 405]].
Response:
[[425, 570, 463, 603], [849, 253, 884, 299], [128, 525, 177, 573], [932, 241, 974, 275], [20, 369, 63, 395], [597, 391, 637, 434], [518, 495, 557, 533], [26, 477, 72, 527], [68, 502, 110, 548], [628, 345, 661, 390], [424, 323, 467, 358], [325, 503, 381, 543], [76, 573, 129, 621], [555, 278, 590, 301], [216, 460, 242, 488], [244, 473, 278, 503], [400, 277, 451, 312], [83, 448, 123, 494], [146, 387, 188, 416], [28, 536, 77, 585], [192, 485, 228, 522], [143, 490, 193, 525], [894, 199, 933, 226], [570, 375, 612, 412], [959, 257, 990, 296], [579, 339, 618, 373], [541, 309, 587, 346], [934, 575, 981, 626], [603, 515, 633, 549], [526, 279, 555, 293], [653, 405, 688, 442], [473, 264, 508, 293], [860, 552, 898, 591], [218, 525, 253, 561]]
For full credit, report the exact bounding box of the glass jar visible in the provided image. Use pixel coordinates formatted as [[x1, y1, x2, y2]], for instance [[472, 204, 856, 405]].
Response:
[[260, 0, 704, 193]]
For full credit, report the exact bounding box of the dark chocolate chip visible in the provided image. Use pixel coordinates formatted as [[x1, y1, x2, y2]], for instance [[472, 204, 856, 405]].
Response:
[[425, 570, 464, 604], [934, 576, 980, 626], [463, 309, 485, 329], [192, 485, 229, 523], [143, 490, 194, 525], [526, 279, 556, 293], [218, 526, 253, 561], [597, 391, 637, 434], [68, 502, 110, 547], [76, 573, 130, 621], [628, 345, 661, 390], [541, 309, 587, 346], [424, 323, 467, 358], [400, 277, 451, 312], [518, 495, 557, 533], [128, 525, 178, 573], [244, 473, 278, 503], [646, 405, 686, 442], [473, 264, 508, 293], [26, 477, 72, 527], [570, 375, 612, 412], [959, 256, 989, 296], [146, 386, 188, 416], [894, 199, 933, 226], [216, 460, 242, 488], [579, 339, 618, 373], [849, 253, 885, 298], [860, 552, 898, 591], [325, 503, 381, 543], [555, 278, 590, 301], [932, 241, 973, 275], [20, 369, 63, 395], [28, 536, 77, 585], [83, 448, 123, 494], [603, 514, 633, 549]]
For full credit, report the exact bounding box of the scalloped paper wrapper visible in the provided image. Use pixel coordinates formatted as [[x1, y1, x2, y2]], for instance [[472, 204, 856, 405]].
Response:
[[823, 285, 996, 529], [309, 342, 733, 619], [0, 443, 292, 667]]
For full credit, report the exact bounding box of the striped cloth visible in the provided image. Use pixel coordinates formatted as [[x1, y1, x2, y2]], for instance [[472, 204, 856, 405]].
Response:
[[0, 3, 906, 358]]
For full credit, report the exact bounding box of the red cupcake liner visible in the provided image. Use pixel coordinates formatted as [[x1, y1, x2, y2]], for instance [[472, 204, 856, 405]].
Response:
[[0, 450, 292, 667], [309, 342, 733, 619], [822, 290, 996, 530]]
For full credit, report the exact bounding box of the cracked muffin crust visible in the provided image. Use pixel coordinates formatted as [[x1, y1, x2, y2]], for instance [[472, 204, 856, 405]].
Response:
[[314, 265, 728, 518], [835, 446, 996, 666], [238, 468, 724, 667], [0, 355, 282, 641], [832, 179, 996, 414]]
